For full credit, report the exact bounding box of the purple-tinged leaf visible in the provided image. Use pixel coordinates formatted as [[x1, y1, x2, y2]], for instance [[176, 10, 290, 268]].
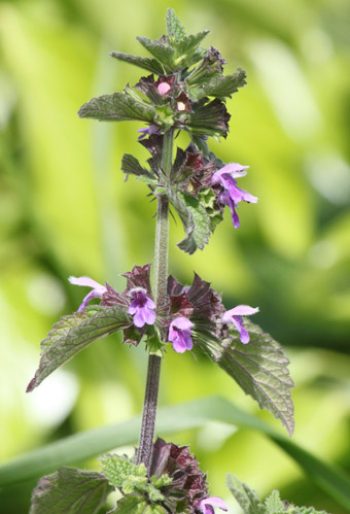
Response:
[[187, 99, 231, 137]]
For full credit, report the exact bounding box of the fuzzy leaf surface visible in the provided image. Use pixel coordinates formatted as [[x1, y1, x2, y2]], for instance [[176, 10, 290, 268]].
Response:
[[121, 154, 153, 179], [29, 468, 110, 514], [166, 9, 186, 42], [194, 322, 294, 434], [174, 31, 209, 63], [111, 51, 164, 74], [190, 68, 247, 100], [78, 89, 155, 122], [112, 496, 167, 514], [170, 192, 211, 254], [27, 306, 130, 391], [136, 36, 175, 71], [227, 475, 264, 514], [228, 475, 329, 514], [101, 454, 147, 494]]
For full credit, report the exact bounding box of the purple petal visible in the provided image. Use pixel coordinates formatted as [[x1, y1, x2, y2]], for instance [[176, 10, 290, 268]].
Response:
[[222, 305, 259, 344], [127, 287, 156, 328], [69, 276, 106, 294], [212, 163, 248, 184], [199, 496, 229, 513], [225, 195, 240, 228], [145, 297, 156, 309], [157, 81, 171, 95], [171, 316, 193, 330], [231, 315, 250, 344], [77, 290, 101, 312], [220, 175, 258, 205], [224, 305, 259, 317], [168, 316, 194, 353], [132, 306, 156, 328], [234, 185, 258, 204]]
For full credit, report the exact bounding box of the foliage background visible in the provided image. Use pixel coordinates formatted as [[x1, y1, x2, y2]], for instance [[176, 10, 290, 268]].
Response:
[[0, 0, 349, 512]]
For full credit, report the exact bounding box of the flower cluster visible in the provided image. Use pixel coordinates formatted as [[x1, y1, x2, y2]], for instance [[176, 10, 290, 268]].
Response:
[[150, 438, 228, 513], [79, 10, 255, 253], [70, 266, 259, 351]]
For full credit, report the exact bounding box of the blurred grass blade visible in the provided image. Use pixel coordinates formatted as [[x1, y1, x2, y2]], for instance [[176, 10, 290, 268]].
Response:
[[0, 397, 349, 509]]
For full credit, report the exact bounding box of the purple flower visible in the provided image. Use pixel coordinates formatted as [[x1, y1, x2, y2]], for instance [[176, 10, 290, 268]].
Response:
[[222, 305, 259, 344], [199, 496, 229, 514], [127, 287, 156, 328], [137, 124, 159, 140], [157, 80, 171, 95], [168, 316, 194, 353], [68, 276, 107, 312], [212, 163, 258, 228]]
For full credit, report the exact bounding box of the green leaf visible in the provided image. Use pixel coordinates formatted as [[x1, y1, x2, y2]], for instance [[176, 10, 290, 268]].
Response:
[[78, 88, 156, 122], [27, 306, 131, 392], [170, 192, 211, 254], [194, 322, 295, 435], [136, 37, 175, 72], [113, 497, 167, 514], [101, 454, 147, 494], [174, 31, 209, 66], [111, 51, 164, 75], [1, 397, 349, 510], [263, 490, 287, 513], [121, 154, 153, 179], [189, 68, 247, 101], [112, 496, 147, 514], [227, 475, 264, 514], [166, 9, 186, 42], [101, 454, 168, 502], [228, 475, 329, 514], [29, 468, 110, 514]]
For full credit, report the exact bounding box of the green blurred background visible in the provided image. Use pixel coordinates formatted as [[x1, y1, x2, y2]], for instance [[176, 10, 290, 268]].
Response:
[[0, 0, 349, 512]]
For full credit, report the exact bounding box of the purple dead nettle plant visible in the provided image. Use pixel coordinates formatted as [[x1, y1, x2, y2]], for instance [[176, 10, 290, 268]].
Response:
[[27, 10, 295, 514]]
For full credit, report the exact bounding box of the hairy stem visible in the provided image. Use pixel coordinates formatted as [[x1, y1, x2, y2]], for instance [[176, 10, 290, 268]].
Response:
[[136, 130, 173, 471]]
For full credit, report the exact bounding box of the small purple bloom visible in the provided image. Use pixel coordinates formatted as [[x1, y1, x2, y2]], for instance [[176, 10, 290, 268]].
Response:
[[128, 287, 156, 328], [137, 124, 159, 140], [157, 80, 171, 95], [199, 496, 229, 514], [212, 162, 258, 229], [168, 316, 194, 353], [222, 305, 259, 344], [69, 276, 107, 312]]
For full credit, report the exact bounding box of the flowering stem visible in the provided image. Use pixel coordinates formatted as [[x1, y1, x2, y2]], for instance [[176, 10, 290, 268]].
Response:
[[136, 130, 173, 471]]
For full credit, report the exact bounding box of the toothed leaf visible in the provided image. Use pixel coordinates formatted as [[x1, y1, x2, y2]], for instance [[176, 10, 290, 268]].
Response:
[[78, 89, 156, 122], [137, 36, 175, 72], [166, 9, 186, 41], [111, 51, 164, 74], [27, 306, 130, 392], [29, 468, 110, 514], [101, 454, 147, 494], [194, 322, 294, 434], [188, 99, 230, 137], [174, 31, 209, 66], [228, 475, 329, 514], [170, 192, 211, 254], [189, 68, 247, 101], [121, 154, 153, 179], [227, 475, 264, 513]]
